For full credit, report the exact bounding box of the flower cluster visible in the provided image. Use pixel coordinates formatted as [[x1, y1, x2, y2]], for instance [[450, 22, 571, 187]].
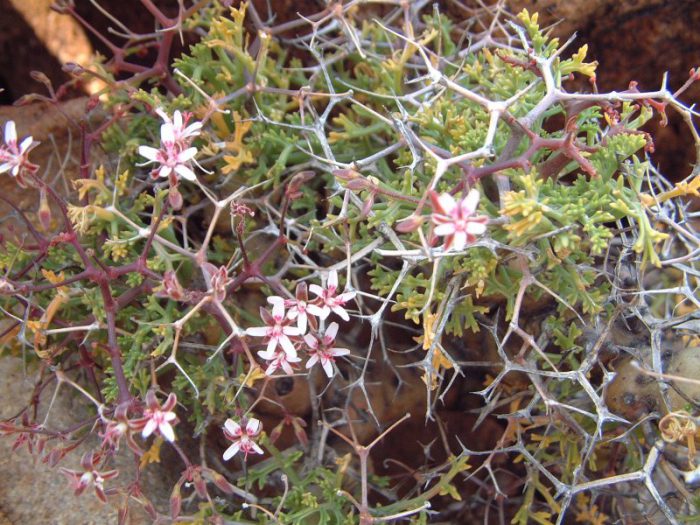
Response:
[[246, 270, 354, 378], [0, 120, 39, 187], [92, 392, 181, 459]]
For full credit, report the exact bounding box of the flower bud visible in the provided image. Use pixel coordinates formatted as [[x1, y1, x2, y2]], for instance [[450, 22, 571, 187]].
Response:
[[395, 214, 425, 233], [193, 470, 208, 498], [168, 186, 183, 211], [345, 178, 372, 191], [361, 193, 375, 216], [38, 187, 52, 231], [209, 470, 235, 494], [333, 168, 361, 180], [286, 171, 315, 199], [170, 484, 182, 519]]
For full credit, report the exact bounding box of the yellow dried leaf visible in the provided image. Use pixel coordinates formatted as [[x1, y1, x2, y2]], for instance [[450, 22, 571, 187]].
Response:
[[239, 365, 266, 387], [40, 269, 66, 287], [140, 436, 163, 469]]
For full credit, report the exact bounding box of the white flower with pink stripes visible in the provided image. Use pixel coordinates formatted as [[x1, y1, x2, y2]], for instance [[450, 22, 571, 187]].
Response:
[[429, 189, 488, 252], [304, 322, 350, 378], [223, 418, 263, 460], [0, 120, 39, 186], [257, 347, 302, 376], [246, 300, 302, 358], [138, 109, 201, 182], [309, 270, 356, 322]]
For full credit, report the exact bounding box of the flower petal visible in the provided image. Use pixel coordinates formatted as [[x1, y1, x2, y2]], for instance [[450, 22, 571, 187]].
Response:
[[161, 123, 175, 144], [321, 358, 334, 378], [271, 300, 285, 321], [155, 108, 170, 123], [19, 136, 34, 154], [306, 354, 319, 369], [267, 296, 285, 307], [282, 325, 302, 336], [172, 110, 182, 130], [437, 192, 457, 214], [279, 335, 297, 359], [434, 223, 457, 236], [461, 189, 480, 215], [158, 165, 173, 179], [142, 419, 157, 438], [296, 313, 307, 334], [137, 146, 160, 162], [325, 322, 339, 341], [257, 349, 276, 360], [223, 441, 240, 461], [465, 220, 487, 236], [327, 270, 338, 291], [184, 122, 202, 136], [178, 147, 198, 162], [159, 422, 175, 442], [246, 418, 261, 435], [331, 306, 350, 322], [4, 121, 16, 144], [337, 291, 356, 303], [451, 231, 468, 251], [309, 284, 324, 298], [224, 419, 241, 436], [304, 334, 318, 349], [306, 304, 325, 318], [246, 326, 270, 337], [5, 120, 17, 146], [280, 359, 294, 375], [174, 164, 196, 181], [319, 305, 331, 320]]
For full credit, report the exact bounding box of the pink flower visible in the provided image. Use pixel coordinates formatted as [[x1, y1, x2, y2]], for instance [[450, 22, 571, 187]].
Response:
[[138, 142, 197, 181], [134, 391, 178, 442], [99, 404, 142, 454], [138, 109, 201, 182], [59, 452, 118, 503], [155, 108, 202, 145], [246, 300, 302, 358], [267, 282, 322, 334], [222, 418, 263, 460], [0, 120, 39, 186], [430, 189, 488, 252], [258, 347, 301, 375], [309, 270, 356, 322], [100, 419, 129, 450], [304, 322, 350, 378]]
